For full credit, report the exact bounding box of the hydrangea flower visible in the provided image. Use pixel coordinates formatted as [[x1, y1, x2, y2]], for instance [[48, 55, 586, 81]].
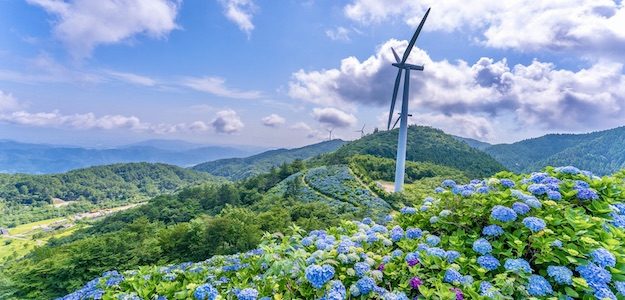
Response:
[[446, 251, 460, 263], [477, 255, 500, 271], [429, 216, 440, 224], [547, 266, 573, 285], [546, 190, 562, 201], [504, 258, 531, 273], [409, 277, 423, 289], [355, 276, 375, 295], [500, 179, 515, 188], [305, 264, 335, 289], [551, 240, 563, 248], [321, 280, 346, 300], [439, 210, 452, 217], [479, 282, 498, 298], [382, 292, 409, 300], [362, 218, 373, 225], [354, 262, 370, 277], [524, 197, 542, 209], [390, 226, 404, 242], [450, 287, 464, 300], [512, 202, 530, 215], [555, 166, 580, 174], [522, 217, 546, 232], [406, 228, 422, 239], [400, 207, 416, 215], [529, 172, 548, 183], [392, 249, 403, 257], [577, 188, 598, 200], [590, 248, 616, 268], [528, 184, 548, 195], [444, 268, 463, 284], [527, 275, 553, 296], [426, 235, 441, 246], [482, 225, 504, 237], [426, 247, 446, 258], [491, 205, 517, 222], [435, 187, 444, 193], [442, 179, 456, 188], [576, 263, 612, 287], [405, 252, 420, 266], [194, 283, 218, 300], [236, 288, 259, 300], [593, 287, 617, 300], [615, 281, 625, 296], [472, 238, 492, 255]]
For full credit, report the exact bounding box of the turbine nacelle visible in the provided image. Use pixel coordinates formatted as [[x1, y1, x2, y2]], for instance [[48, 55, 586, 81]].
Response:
[[391, 63, 424, 71]]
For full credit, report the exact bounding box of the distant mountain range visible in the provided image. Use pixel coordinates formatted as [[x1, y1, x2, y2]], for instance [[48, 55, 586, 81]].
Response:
[[192, 140, 347, 180], [456, 126, 625, 175], [0, 139, 261, 174]]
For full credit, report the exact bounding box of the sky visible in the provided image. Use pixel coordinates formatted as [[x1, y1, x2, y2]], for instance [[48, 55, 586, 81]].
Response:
[[0, 0, 624, 148]]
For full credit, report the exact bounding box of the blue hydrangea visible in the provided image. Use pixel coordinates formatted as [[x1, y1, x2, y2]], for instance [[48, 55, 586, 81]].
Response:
[[574, 180, 590, 189], [420, 205, 429, 212], [371, 225, 387, 234], [576, 263, 612, 287], [472, 238, 492, 255], [555, 166, 580, 174], [443, 268, 463, 284], [435, 187, 444, 193], [429, 216, 439, 224], [381, 292, 409, 300], [425, 247, 446, 258], [500, 179, 515, 188], [321, 281, 346, 300], [390, 226, 404, 242], [594, 287, 617, 300], [384, 215, 393, 223], [512, 202, 530, 215], [491, 205, 517, 222], [354, 262, 370, 277], [426, 235, 441, 246], [547, 266, 573, 285], [591, 248, 616, 268], [527, 275, 553, 296], [477, 186, 490, 194], [406, 228, 422, 239], [305, 264, 335, 289], [546, 190, 562, 201], [529, 172, 548, 183], [482, 225, 504, 237], [405, 252, 420, 262], [301, 237, 314, 247], [439, 210, 452, 217], [236, 288, 259, 300], [477, 255, 500, 271], [524, 197, 542, 209], [446, 251, 460, 263], [577, 188, 599, 200], [337, 240, 354, 254], [356, 276, 376, 295], [522, 217, 546, 232], [392, 249, 404, 257], [442, 179, 457, 188], [612, 214, 625, 228], [362, 217, 373, 225], [551, 240, 563, 248], [194, 283, 218, 300], [479, 281, 498, 298], [615, 281, 625, 295], [400, 207, 416, 215], [504, 258, 531, 273], [528, 184, 548, 195]]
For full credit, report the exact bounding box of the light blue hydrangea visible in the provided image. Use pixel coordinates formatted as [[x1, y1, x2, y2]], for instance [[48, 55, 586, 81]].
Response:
[[524, 197, 542, 209], [194, 283, 218, 300], [512, 202, 530, 215], [551, 240, 563, 248], [500, 179, 515, 188], [504, 258, 531, 273], [529, 172, 548, 183], [305, 264, 335, 289], [477, 255, 500, 271], [446, 251, 460, 263], [472, 238, 492, 255], [443, 268, 463, 284], [392, 249, 403, 257], [491, 205, 517, 222], [439, 210, 452, 217], [426, 235, 441, 246], [555, 166, 580, 174], [390, 226, 404, 242], [547, 266, 573, 285], [236, 288, 259, 300], [429, 216, 439, 224], [482, 225, 504, 237], [362, 217, 373, 225], [522, 217, 546, 232], [528, 184, 548, 195], [527, 275, 553, 296], [425, 247, 446, 258], [354, 262, 370, 277], [577, 188, 599, 200], [400, 207, 417, 215], [591, 248, 616, 268], [381, 292, 409, 300], [594, 287, 617, 300], [442, 179, 456, 188], [406, 228, 422, 239], [355, 276, 375, 295], [435, 187, 444, 193], [547, 190, 562, 201], [576, 263, 612, 287], [320, 280, 346, 300], [615, 281, 625, 296]]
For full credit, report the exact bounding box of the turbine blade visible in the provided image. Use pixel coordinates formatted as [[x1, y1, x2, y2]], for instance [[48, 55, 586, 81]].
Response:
[[387, 69, 403, 130], [392, 115, 401, 130], [401, 7, 430, 64], [391, 47, 400, 63]]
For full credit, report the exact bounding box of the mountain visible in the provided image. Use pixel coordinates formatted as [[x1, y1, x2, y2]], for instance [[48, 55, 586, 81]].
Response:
[[453, 135, 492, 151], [320, 126, 505, 178], [484, 126, 625, 175], [0, 140, 257, 174], [192, 140, 347, 180]]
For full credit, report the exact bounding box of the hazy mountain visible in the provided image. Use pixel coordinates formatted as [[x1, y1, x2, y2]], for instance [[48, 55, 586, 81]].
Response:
[[453, 136, 492, 151], [0, 140, 257, 174], [192, 140, 347, 180]]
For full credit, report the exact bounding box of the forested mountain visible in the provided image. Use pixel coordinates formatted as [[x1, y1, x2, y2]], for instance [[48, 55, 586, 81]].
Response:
[[319, 126, 505, 178], [0, 140, 255, 174], [192, 139, 346, 180], [0, 163, 217, 226], [484, 126, 625, 174], [453, 135, 492, 151]]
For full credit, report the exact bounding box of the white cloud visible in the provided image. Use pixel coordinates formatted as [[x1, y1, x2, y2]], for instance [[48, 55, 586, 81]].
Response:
[[261, 113, 285, 127], [312, 107, 357, 128], [105, 70, 157, 86], [290, 39, 625, 138], [412, 113, 495, 140], [0, 91, 21, 112], [290, 121, 325, 139], [343, 0, 625, 57], [211, 109, 244, 134], [219, 0, 257, 35], [326, 27, 351, 41], [182, 76, 262, 99], [28, 0, 181, 58]]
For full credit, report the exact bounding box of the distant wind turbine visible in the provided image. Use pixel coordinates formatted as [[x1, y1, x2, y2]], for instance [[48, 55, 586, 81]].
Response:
[[327, 128, 334, 141], [387, 8, 430, 192], [354, 124, 366, 137]]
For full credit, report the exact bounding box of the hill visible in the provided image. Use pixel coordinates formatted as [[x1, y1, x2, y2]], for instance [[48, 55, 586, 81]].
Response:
[[320, 126, 505, 178], [57, 167, 625, 300], [453, 135, 492, 151], [192, 139, 346, 180], [485, 126, 625, 174], [0, 140, 256, 174], [0, 163, 217, 226]]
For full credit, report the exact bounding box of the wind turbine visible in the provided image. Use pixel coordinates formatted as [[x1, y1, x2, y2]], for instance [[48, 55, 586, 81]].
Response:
[[354, 124, 366, 138], [327, 128, 334, 141], [391, 113, 412, 130], [387, 8, 430, 192]]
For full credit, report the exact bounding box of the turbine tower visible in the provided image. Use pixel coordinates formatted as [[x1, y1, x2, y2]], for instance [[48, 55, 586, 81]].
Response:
[[354, 124, 366, 138], [387, 8, 430, 192], [327, 128, 334, 141]]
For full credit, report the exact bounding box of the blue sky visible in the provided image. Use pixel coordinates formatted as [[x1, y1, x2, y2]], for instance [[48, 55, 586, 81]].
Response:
[[1, 0, 624, 148]]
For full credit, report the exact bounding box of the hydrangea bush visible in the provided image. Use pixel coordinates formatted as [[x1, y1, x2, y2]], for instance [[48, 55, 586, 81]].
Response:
[[61, 166, 625, 299]]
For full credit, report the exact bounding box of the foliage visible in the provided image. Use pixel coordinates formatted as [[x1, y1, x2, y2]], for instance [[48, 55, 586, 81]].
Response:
[[60, 166, 625, 300], [192, 140, 345, 180]]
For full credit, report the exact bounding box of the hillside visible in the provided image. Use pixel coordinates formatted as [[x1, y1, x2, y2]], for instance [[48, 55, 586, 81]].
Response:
[[485, 126, 625, 174], [0, 140, 255, 174], [0, 163, 217, 226], [58, 167, 625, 300], [192, 139, 346, 180], [453, 135, 492, 151], [321, 126, 505, 178]]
